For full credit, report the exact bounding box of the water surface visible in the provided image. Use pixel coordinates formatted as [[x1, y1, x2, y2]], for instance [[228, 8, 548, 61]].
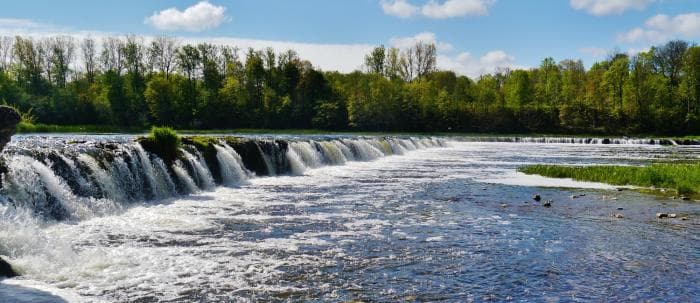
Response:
[[1, 138, 698, 302]]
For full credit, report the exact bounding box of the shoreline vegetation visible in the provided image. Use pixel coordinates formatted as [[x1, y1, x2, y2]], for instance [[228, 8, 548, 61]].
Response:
[[0, 35, 699, 135], [520, 164, 700, 198], [11, 122, 700, 139]]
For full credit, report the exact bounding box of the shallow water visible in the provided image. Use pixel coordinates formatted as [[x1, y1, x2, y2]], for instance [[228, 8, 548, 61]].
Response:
[[1, 139, 699, 302]]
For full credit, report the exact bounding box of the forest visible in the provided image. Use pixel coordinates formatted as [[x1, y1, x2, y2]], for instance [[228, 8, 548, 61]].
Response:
[[0, 34, 699, 134]]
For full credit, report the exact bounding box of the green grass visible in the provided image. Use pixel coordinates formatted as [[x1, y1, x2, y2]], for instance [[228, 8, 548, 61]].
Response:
[[13, 123, 700, 141], [17, 123, 143, 134], [519, 163, 700, 196], [137, 127, 181, 163]]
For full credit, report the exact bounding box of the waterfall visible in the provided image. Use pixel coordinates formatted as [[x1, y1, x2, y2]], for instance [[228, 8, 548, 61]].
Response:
[[214, 144, 249, 186], [0, 136, 446, 224], [181, 149, 215, 190], [173, 160, 198, 194]]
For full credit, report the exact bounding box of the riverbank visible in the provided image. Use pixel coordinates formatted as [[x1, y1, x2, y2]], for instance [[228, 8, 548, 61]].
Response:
[[14, 123, 700, 141], [519, 164, 700, 198]]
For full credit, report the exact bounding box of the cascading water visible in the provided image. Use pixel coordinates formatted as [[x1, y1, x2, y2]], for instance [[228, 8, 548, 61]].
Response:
[[214, 144, 251, 186], [0, 135, 446, 225]]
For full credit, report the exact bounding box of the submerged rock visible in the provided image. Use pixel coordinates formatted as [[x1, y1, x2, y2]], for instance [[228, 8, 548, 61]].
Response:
[[533, 194, 541, 202], [0, 257, 18, 278], [656, 213, 668, 219], [543, 200, 552, 207], [613, 213, 624, 219], [0, 105, 21, 153], [668, 213, 677, 218]]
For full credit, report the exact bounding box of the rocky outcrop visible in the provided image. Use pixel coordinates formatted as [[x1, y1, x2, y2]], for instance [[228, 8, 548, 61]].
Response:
[[0, 257, 18, 278], [0, 106, 21, 153], [0, 106, 21, 188]]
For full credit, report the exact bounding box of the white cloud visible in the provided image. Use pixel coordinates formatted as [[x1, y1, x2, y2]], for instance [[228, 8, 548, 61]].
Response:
[[439, 50, 521, 78], [570, 0, 654, 16], [145, 1, 228, 32], [381, 0, 419, 18], [579, 46, 608, 58], [422, 0, 494, 19], [380, 0, 494, 19], [617, 13, 700, 43], [0, 18, 372, 73], [389, 31, 454, 52]]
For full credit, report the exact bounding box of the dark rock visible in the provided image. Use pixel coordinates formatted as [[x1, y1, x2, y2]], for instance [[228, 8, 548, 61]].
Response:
[[0, 157, 7, 188], [533, 194, 541, 202], [617, 207, 624, 210], [656, 213, 668, 219], [0, 105, 21, 153], [543, 200, 552, 207], [500, 203, 508, 208], [681, 217, 689, 221], [681, 196, 690, 201], [602, 138, 611, 144], [613, 213, 624, 219], [0, 257, 18, 278]]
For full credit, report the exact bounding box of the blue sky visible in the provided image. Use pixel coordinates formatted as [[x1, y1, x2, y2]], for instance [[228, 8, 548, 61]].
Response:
[[1, 0, 698, 77]]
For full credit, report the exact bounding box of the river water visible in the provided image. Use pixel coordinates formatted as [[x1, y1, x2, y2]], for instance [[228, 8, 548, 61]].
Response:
[[0, 136, 698, 302]]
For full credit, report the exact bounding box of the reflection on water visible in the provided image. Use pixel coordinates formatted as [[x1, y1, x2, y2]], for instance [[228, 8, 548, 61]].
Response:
[[1, 140, 699, 302]]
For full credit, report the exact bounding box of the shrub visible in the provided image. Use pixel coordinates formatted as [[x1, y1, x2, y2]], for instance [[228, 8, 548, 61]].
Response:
[[139, 126, 181, 163]]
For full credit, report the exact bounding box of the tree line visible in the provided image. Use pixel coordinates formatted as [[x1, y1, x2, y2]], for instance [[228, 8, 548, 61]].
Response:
[[0, 34, 698, 134]]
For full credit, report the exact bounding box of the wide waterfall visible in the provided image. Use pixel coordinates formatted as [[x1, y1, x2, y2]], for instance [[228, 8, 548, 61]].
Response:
[[0, 136, 447, 223]]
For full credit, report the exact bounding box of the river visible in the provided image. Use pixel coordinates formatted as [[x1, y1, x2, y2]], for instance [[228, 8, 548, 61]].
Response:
[[0, 136, 698, 302]]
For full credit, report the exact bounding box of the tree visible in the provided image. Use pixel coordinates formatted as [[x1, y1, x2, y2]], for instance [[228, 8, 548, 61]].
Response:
[[81, 38, 97, 83], [364, 46, 385, 74], [145, 74, 177, 125], [652, 40, 688, 87], [49, 36, 75, 88], [0, 36, 13, 71], [149, 36, 178, 78], [101, 37, 125, 74]]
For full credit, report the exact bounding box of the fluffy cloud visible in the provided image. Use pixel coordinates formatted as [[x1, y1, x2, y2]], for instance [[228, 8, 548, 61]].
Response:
[[422, 0, 494, 18], [579, 46, 608, 58], [390, 32, 520, 77], [145, 1, 228, 32], [617, 13, 700, 43], [389, 32, 454, 52], [381, 0, 419, 18], [570, 0, 654, 16], [380, 0, 494, 19], [439, 50, 520, 78]]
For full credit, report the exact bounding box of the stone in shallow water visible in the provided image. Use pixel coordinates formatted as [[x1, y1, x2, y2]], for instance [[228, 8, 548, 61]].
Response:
[[0, 105, 21, 153], [656, 213, 669, 219], [613, 213, 624, 219], [0, 257, 18, 278]]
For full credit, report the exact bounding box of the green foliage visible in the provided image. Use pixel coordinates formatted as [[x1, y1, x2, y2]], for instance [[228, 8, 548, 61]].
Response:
[[139, 126, 181, 163], [520, 163, 700, 196], [1, 35, 700, 135]]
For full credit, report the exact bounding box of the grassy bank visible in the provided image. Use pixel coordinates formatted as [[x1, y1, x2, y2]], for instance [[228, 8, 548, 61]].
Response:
[[15, 123, 700, 139], [519, 164, 700, 196], [17, 123, 143, 134]]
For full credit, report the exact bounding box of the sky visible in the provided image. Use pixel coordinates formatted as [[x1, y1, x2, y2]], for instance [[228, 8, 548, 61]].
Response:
[[0, 0, 698, 78]]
